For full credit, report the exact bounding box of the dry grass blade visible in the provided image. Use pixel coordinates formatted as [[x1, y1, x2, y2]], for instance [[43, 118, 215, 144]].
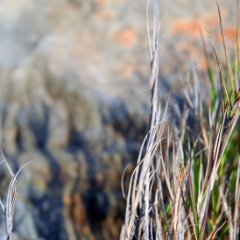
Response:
[[121, 1, 240, 240], [0, 151, 32, 240], [216, 0, 236, 93], [233, 156, 240, 240], [204, 26, 231, 106], [206, 221, 226, 240], [120, 1, 166, 239]]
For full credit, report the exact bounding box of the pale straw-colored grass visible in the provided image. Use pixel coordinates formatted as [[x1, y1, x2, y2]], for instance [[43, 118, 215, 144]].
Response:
[[0, 151, 32, 240], [120, 0, 240, 239]]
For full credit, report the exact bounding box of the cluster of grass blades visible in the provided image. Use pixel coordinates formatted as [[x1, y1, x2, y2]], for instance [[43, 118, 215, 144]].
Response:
[[0, 151, 32, 240], [120, 0, 240, 240]]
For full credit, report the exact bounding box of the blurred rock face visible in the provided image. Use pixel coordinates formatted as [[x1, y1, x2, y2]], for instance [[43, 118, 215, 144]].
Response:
[[0, 0, 235, 239], [0, 0, 151, 153]]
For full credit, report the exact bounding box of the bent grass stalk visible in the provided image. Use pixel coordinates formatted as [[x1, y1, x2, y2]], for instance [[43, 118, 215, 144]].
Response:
[[0, 151, 32, 240]]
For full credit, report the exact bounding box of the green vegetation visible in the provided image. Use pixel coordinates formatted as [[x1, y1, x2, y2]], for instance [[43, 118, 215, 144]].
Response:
[[120, 0, 240, 239]]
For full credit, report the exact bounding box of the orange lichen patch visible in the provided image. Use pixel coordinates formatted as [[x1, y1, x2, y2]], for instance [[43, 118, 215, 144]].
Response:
[[224, 28, 236, 39], [171, 12, 227, 38], [223, 27, 237, 45], [171, 20, 201, 37], [98, 10, 116, 21], [115, 26, 138, 47], [216, 27, 237, 46]]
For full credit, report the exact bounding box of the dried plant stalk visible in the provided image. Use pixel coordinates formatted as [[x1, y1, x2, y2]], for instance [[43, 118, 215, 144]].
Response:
[[0, 151, 32, 240]]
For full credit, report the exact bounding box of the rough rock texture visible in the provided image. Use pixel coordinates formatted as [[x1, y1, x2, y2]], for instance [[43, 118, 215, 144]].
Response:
[[0, 0, 236, 239]]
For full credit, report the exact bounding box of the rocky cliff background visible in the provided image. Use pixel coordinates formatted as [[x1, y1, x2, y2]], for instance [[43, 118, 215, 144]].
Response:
[[0, 0, 236, 239]]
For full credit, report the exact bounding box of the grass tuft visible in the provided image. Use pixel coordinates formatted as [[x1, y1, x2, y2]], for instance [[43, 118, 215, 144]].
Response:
[[120, 1, 240, 239]]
